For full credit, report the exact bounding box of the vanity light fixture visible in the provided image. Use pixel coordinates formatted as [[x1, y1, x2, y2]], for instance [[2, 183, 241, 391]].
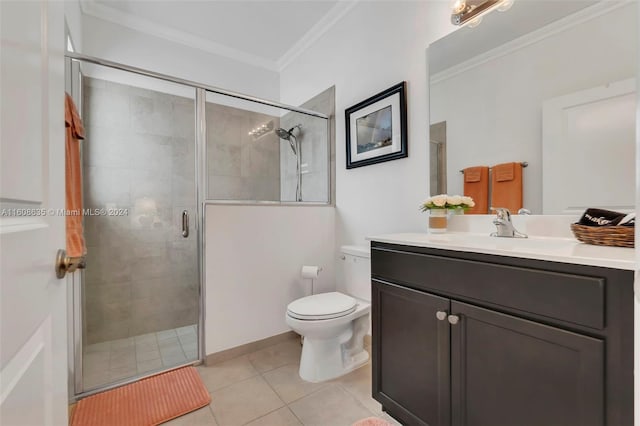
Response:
[[451, 0, 514, 27]]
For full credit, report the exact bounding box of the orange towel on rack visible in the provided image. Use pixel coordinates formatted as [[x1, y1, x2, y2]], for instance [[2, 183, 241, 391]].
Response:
[[490, 162, 523, 214], [463, 166, 489, 214], [65, 93, 86, 258]]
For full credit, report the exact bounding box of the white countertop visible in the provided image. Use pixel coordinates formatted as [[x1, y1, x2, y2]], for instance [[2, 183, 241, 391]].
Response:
[[367, 232, 636, 271]]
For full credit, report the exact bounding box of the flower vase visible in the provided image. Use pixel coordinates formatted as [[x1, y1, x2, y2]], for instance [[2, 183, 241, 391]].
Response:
[[429, 209, 448, 233]]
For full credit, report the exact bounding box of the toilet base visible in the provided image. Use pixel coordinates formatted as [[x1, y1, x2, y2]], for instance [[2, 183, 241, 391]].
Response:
[[297, 314, 370, 383]]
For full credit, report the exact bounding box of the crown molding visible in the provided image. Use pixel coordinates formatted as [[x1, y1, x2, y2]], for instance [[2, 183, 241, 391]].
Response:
[[80, 0, 280, 71], [80, 0, 359, 74], [430, 0, 632, 85], [277, 1, 359, 71]]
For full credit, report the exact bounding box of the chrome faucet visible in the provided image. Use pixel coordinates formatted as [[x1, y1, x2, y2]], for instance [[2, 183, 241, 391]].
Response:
[[490, 207, 528, 238]]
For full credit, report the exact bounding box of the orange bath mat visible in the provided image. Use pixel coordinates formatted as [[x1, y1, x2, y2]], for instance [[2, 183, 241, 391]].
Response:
[[71, 366, 211, 426]]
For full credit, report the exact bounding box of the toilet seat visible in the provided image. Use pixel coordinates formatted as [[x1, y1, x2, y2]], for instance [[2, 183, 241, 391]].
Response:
[[287, 292, 357, 320]]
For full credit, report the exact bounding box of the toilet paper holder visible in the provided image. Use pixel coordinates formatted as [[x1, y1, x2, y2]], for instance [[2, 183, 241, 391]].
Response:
[[301, 265, 322, 295]]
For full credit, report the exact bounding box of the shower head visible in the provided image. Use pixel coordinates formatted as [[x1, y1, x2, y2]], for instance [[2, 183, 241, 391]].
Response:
[[275, 128, 292, 141], [274, 125, 301, 155], [275, 125, 301, 141]]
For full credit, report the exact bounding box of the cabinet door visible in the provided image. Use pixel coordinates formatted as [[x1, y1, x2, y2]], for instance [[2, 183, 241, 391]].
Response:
[[372, 280, 450, 426], [450, 301, 604, 426]]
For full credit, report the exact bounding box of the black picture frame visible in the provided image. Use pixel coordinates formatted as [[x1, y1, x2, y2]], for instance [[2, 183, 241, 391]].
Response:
[[345, 81, 407, 169]]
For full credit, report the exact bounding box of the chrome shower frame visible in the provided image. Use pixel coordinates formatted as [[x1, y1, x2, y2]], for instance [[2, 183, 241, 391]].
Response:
[[64, 52, 331, 400]]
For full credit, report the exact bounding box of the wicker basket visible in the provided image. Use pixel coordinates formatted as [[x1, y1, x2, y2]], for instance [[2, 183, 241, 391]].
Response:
[[570, 223, 634, 248]]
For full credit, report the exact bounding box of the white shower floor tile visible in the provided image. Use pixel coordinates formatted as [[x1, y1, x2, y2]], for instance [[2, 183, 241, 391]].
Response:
[[82, 324, 198, 391]]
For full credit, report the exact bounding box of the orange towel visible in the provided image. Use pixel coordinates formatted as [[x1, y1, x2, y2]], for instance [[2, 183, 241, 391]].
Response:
[[463, 166, 489, 214], [65, 93, 86, 258], [490, 162, 523, 214]]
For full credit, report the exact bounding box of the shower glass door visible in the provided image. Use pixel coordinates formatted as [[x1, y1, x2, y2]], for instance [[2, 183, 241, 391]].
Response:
[[75, 63, 200, 392]]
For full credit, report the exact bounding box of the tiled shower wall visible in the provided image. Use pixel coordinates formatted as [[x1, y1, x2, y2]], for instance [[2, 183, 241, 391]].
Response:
[[280, 88, 333, 202], [206, 103, 280, 201], [82, 77, 198, 344]]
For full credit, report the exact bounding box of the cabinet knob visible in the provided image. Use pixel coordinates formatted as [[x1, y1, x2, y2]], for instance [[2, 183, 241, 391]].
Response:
[[436, 311, 447, 321], [448, 314, 460, 325]]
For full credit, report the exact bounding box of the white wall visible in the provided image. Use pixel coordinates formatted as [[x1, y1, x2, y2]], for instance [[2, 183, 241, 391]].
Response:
[[280, 2, 453, 248], [431, 4, 636, 214], [81, 15, 279, 101], [205, 205, 335, 354], [64, 0, 83, 51]]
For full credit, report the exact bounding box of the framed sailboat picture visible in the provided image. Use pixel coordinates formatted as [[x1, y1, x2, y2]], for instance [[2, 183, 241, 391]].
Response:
[[345, 82, 407, 169]]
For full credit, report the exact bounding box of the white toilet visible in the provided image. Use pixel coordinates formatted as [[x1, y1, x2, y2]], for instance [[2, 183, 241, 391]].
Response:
[[285, 245, 371, 383]]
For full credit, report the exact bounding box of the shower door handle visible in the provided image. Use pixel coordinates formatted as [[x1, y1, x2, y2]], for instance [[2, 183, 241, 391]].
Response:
[[182, 210, 189, 238]]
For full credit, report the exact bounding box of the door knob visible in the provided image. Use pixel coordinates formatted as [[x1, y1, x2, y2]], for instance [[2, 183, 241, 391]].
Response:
[[55, 249, 86, 279], [447, 314, 460, 325], [436, 311, 447, 321]]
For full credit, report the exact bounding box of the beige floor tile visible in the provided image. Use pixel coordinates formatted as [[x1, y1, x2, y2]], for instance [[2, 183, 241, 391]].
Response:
[[165, 406, 218, 426], [247, 340, 302, 373], [197, 355, 259, 393], [262, 364, 328, 404], [333, 364, 382, 415], [288, 384, 373, 426], [245, 407, 302, 426], [209, 376, 284, 426], [380, 412, 402, 425]]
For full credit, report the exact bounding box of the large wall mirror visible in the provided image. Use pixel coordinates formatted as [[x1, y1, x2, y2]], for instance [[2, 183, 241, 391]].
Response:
[[428, 0, 637, 214]]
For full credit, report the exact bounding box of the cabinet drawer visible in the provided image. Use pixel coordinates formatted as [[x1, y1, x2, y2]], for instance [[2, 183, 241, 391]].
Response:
[[371, 247, 605, 330]]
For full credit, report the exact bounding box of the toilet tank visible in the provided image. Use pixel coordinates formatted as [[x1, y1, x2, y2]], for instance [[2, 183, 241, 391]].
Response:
[[340, 245, 371, 302]]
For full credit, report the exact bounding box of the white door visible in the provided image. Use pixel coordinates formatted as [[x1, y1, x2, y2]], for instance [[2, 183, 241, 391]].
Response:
[[542, 78, 636, 214], [0, 1, 68, 426]]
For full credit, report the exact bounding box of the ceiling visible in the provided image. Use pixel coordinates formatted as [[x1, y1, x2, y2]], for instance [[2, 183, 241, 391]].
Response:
[[83, 0, 349, 70]]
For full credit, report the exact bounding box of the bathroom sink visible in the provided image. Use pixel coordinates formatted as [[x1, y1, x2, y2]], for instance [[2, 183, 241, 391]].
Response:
[[368, 231, 635, 270], [428, 233, 573, 251]]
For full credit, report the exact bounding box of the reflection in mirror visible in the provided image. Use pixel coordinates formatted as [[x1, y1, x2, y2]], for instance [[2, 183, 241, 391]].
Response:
[[450, 0, 516, 28], [430, 121, 447, 195], [428, 1, 637, 214]]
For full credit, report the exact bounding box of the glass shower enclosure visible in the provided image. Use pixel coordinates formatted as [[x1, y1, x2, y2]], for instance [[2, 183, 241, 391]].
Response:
[[205, 92, 330, 203], [66, 53, 331, 397]]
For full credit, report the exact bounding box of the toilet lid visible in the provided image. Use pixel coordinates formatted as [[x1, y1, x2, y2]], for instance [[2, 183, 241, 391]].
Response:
[[287, 292, 357, 320]]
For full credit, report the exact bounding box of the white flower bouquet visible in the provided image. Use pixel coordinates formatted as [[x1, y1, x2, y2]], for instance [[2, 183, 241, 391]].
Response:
[[420, 194, 475, 212]]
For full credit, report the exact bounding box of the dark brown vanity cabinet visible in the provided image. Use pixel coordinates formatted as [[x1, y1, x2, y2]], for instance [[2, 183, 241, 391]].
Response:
[[372, 282, 451, 426], [371, 242, 633, 426]]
